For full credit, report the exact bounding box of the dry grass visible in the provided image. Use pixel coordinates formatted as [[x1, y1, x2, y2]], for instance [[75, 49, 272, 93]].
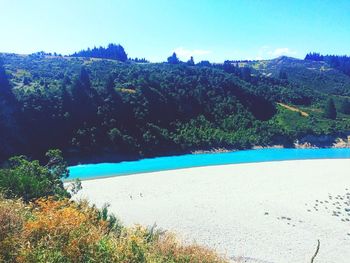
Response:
[[152, 233, 228, 263], [0, 195, 29, 262], [0, 196, 230, 263]]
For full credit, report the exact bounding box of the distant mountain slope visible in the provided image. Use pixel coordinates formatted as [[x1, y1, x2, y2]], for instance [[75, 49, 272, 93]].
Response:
[[249, 56, 350, 96]]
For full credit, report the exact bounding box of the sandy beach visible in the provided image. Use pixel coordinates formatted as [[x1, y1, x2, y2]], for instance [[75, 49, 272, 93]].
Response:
[[73, 159, 350, 263]]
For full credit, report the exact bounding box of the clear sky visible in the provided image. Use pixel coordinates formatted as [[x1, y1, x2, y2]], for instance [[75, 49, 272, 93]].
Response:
[[1, 0, 349, 62]]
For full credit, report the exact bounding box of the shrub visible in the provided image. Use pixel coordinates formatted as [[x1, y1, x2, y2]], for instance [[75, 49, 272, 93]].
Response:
[[0, 195, 29, 262], [0, 150, 70, 202]]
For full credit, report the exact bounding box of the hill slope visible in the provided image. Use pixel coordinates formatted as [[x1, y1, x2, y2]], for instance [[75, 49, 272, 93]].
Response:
[[249, 56, 350, 96], [0, 53, 349, 163]]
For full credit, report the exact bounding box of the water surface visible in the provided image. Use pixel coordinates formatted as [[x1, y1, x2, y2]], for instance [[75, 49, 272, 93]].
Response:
[[68, 148, 350, 180]]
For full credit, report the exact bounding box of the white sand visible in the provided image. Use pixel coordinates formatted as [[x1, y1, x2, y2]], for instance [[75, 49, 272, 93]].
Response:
[[74, 159, 350, 263]]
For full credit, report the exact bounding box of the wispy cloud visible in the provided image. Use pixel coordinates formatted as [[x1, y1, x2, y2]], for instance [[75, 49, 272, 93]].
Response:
[[254, 46, 297, 60], [268, 47, 297, 57], [172, 47, 211, 61]]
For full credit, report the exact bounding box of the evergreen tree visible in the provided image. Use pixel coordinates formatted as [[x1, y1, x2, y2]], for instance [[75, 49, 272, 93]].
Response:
[[71, 67, 93, 123], [61, 84, 72, 115], [104, 74, 122, 104], [0, 59, 13, 99], [305, 52, 324, 61], [324, 98, 337, 119], [167, 52, 180, 64], [79, 67, 91, 90], [105, 75, 115, 95], [187, 56, 195, 66], [71, 43, 127, 62], [340, 98, 350, 114], [197, 60, 211, 67]]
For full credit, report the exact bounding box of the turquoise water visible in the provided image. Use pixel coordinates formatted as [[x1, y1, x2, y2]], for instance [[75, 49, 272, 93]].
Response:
[[68, 148, 350, 180]]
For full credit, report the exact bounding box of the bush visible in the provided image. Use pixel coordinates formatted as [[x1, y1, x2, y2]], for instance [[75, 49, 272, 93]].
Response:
[[0, 149, 70, 202]]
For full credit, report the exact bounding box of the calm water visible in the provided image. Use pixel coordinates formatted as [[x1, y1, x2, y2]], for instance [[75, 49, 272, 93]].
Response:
[[67, 148, 350, 180]]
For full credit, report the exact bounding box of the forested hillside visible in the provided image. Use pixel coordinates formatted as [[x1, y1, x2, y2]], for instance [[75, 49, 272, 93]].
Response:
[[0, 51, 350, 163]]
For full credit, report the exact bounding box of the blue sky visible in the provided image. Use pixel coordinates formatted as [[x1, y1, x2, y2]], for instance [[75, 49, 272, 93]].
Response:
[[1, 0, 349, 62]]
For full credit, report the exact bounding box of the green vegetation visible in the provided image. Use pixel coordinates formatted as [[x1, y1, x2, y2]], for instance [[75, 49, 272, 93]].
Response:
[[0, 149, 69, 202], [305, 52, 350, 76], [324, 98, 337, 120], [0, 51, 350, 163], [248, 56, 350, 96], [70, 43, 128, 62], [0, 152, 228, 263], [1, 47, 350, 262], [340, 98, 350, 114]]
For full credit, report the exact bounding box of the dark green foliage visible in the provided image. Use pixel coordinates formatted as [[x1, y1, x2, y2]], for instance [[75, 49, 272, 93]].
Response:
[[0, 149, 70, 202], [130, 57, 149, 63], [187, 56, 195, 66], [0, 58, 15, 102], [0, 53, 350, 163], [97, 203, 123, 235], [279, 69, 288, 80], [305, 52, 324, 62], [0, 59, 21, 160], [340, 98, 350, 115], [324, 98, 337, 119], [0, 59, 10, 96], [305, 52, 350, 76], [223, 60, 235, 74], [71, 43, 128, 62], [197, 60, 211, 67], [167, 52, 180, 64], [241, 67, 251, 81]]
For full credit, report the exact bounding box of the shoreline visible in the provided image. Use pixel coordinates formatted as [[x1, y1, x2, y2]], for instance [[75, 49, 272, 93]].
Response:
[[66, 136, 350, 166], [66, 155, 350, 182], [73, 159, 350, 263]]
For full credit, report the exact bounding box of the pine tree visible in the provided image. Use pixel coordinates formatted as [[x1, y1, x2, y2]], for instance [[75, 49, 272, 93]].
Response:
[[340, 98, 350, 114], [324, 98, 337, 119], [61, 84, 72, 116], [71, 67, 93, 123], [0, 59, 12, 99], [187, 56, 195, 66], [70, 43, 128, 62], [167, 52, 180, 64], [105, 75, 115, 95], [79, 67, 91, 90]]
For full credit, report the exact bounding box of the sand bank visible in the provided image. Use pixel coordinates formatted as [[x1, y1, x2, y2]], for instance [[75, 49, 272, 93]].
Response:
[[73, 159, 350, 263]]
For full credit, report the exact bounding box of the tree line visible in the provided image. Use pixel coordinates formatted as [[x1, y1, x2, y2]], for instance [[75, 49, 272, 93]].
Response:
[[305, 52, 350, 76]]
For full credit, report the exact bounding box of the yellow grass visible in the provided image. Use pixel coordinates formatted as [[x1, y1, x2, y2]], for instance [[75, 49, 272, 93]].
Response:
[[0, 195, 230, 263]]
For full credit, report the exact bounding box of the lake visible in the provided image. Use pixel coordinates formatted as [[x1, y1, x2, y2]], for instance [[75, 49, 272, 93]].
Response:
[[67, 148, 350, 180]]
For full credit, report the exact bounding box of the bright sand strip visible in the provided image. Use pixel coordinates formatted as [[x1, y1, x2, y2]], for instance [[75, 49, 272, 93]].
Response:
[[74, 159, 350, 263]]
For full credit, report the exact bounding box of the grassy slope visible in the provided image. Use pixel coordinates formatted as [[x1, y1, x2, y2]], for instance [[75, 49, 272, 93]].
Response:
[[249, 56, 350, 96]]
